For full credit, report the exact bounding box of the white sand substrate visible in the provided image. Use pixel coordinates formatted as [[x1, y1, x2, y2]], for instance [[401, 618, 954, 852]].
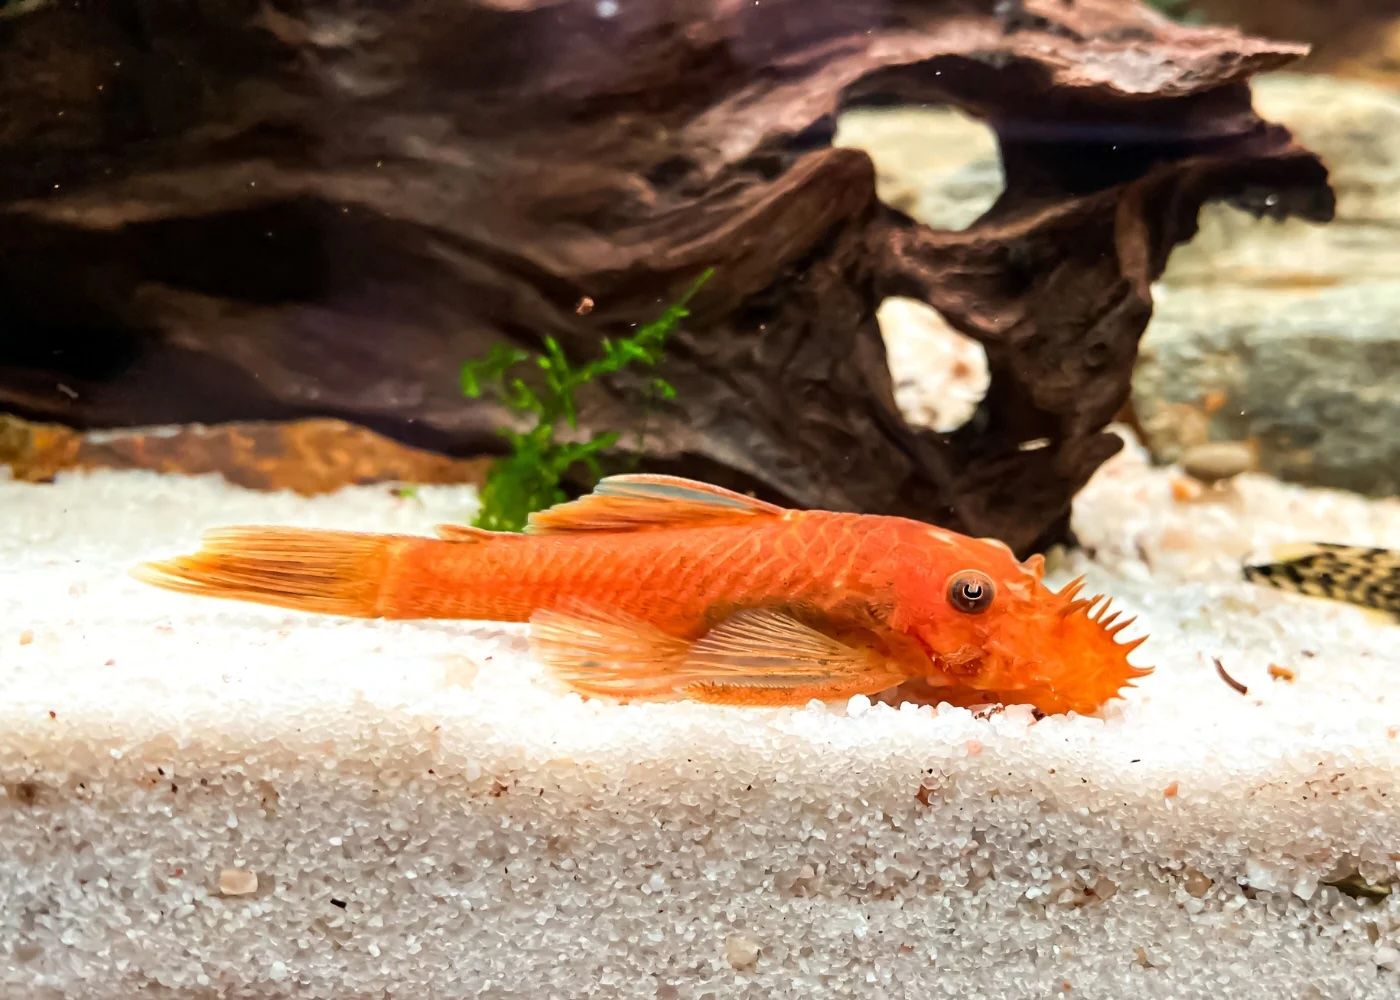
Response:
[[1, 434, 1398, 999]]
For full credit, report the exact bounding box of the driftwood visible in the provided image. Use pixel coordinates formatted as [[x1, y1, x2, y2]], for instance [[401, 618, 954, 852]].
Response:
[[0, 414, 490, 494], [0, 0, 1332, 554]]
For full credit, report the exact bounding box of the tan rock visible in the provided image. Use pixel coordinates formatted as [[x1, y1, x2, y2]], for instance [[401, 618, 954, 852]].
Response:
[[1133, 73, 1400, 497]]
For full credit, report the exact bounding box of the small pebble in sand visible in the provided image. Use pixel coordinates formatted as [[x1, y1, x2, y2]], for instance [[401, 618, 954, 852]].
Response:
[[575, 295, 595, 316], [18, 630, 34, 646], [218, 868, 259, 896], [1184, 868, 1213, 898], [1180, 441, 1254, 486], [1169, 477, 1202, 503], [1268, 664, 1296, 682], [725, 934, 761, 971], [1163, 781, 1180, 799]]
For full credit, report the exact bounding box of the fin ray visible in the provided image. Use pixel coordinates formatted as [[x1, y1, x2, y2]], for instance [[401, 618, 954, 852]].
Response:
[[679, 610, 908, 703], [133, 527, 398, 617], [528, 603, 692, 697], [529, 603, 908, 702], [684, 609, 876, 681], [526, 474, 785, 535], [435, 523, 525, 542]]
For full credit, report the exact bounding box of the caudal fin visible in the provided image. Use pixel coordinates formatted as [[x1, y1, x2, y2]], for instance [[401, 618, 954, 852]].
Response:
[[133, 527, 403, 618]]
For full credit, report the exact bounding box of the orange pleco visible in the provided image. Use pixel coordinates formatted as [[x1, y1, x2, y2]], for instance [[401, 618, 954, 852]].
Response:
[[133, 475, 1150, 714]]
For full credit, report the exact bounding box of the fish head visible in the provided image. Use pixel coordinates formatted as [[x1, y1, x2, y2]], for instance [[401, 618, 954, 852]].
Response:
[[892, 533, 1151, 716]]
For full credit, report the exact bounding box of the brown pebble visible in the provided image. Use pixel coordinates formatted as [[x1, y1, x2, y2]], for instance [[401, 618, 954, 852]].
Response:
[[18, 630, 34, 646], [1184, 868, 1212, 897], [1180, 441, 1253, 485], [1163, 781, 1179, 798], [47, 710, 56, 720], [1267, 664, 1295, 682], [575, 295, 595, 316]]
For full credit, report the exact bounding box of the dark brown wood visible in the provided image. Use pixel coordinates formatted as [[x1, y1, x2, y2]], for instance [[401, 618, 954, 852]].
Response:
[[0, 0, 1333, 554]]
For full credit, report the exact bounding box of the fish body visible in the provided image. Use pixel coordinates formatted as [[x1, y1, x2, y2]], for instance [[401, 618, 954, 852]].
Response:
[[1244, 543, 1400, 622], [135, 475, 1149, 715]]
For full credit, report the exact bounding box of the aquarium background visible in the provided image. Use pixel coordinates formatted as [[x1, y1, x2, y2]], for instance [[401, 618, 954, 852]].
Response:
[[1, 1, 1398, 998]]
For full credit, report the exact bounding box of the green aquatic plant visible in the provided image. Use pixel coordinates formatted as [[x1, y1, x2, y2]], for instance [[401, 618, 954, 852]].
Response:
[[460, 268, 714, 532], [1145, 0, 1203, 23]]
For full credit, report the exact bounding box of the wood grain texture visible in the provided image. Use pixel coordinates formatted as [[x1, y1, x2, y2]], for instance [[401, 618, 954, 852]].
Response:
[[0, 0, 1333, 553]]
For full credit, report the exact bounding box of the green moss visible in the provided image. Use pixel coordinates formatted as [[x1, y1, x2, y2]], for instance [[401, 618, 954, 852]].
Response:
[[460, 268, 714, 532]]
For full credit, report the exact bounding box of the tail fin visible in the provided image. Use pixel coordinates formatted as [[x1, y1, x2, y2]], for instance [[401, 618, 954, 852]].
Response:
[[133, 527, 404, 618]]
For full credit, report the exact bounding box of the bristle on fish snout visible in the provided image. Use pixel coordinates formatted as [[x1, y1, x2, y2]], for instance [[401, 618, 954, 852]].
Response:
[[1054, 575, 1151, 672]]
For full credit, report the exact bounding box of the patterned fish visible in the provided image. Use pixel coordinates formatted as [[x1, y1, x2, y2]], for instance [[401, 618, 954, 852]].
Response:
[[1243, 543, 1400, 621], [133, 474, 1151, 715]]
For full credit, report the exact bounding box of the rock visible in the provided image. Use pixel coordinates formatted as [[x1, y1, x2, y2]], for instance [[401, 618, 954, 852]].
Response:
[[1132, 74, 1400, 498], [872, 298, 990, 434], [216, 869, 258, 896], [724, 934, 761, 971], [1179, 441, 1255, 485]]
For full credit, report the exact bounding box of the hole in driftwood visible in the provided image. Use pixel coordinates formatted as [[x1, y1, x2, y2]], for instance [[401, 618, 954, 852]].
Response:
[[876, 297, 989, 433], [833, 104, 1003, 232]]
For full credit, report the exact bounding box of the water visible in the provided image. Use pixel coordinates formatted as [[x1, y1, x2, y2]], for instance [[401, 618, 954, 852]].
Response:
[[1, 2, 1398, 998]]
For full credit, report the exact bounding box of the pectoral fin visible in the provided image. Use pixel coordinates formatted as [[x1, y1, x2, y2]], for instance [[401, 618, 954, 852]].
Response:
[[680, 609, 908, 705], [528, 603, 907, 705]]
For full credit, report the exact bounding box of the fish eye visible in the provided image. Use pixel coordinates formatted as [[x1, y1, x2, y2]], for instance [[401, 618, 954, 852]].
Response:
[[948, 570, 995, 615]]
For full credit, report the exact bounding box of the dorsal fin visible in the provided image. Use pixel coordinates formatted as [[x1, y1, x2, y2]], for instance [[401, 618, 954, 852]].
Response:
[[435, 523, 527, 543], [526, 474, 786, 534]]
